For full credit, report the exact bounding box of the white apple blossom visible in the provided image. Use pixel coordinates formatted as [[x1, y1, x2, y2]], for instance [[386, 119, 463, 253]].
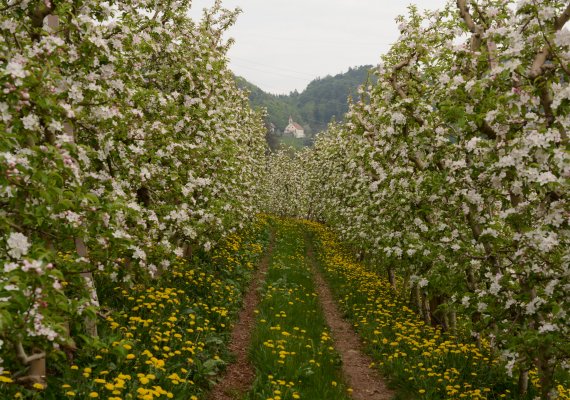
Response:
[[21, 114, 40, 131], [6, 232, 30, 259], [5, 59, 26, 78]]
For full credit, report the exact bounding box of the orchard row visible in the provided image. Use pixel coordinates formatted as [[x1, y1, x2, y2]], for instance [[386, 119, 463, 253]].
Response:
[[266, 1, 570, 398], [0, 0, 267, 388]]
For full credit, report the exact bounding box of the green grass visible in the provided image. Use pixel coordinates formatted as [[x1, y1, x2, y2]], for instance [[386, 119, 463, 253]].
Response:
[[247, 218, 350, 400]]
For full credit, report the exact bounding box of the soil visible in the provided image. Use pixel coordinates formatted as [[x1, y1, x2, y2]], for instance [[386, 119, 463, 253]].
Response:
[[307, 242, 395, 400], [207, 231, 274, 400]]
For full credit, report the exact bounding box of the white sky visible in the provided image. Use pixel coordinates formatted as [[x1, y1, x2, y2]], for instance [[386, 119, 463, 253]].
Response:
[[189, 0, 448, 94]]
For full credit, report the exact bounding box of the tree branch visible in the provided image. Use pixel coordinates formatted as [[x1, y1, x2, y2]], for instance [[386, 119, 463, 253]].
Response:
[[456, 0, 483, 51], [389, 53, 426, 126], [16, 343, 46, 364], [480, 120, 498, 140], [528, 2, 570, 79]]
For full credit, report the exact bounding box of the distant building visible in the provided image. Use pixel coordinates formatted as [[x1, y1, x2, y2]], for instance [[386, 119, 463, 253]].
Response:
[[283, 116, 305, 138]]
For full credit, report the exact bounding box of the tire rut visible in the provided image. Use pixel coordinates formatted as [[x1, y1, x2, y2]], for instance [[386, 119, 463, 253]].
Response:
[[306, 238, 394, 400], [207, 230, 275, 400]]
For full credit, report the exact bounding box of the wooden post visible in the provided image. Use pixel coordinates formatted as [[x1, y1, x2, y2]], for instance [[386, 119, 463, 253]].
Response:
[[183, 242, 193, 258], [518, 369, 529, 396], [449, 310, 457, 334], [412, 284, 423, 317], [421, 290, 431, 325], [443, 311, 450, 332]]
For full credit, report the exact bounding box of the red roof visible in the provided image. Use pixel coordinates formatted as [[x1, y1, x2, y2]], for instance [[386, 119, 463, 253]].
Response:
[[292, 122, 303, 130]]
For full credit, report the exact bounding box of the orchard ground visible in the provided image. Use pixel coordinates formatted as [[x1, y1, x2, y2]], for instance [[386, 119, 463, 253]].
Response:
[[3, 216, 568, 399]]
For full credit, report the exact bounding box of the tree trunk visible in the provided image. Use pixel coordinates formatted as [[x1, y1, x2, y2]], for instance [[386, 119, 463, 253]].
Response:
[[388, 266, 397, 291], [16, 344, 46, 388], [421, 290, 431, 325], [75, 238, 99, 337], [537, 352, 555, 400], [518, 369, 529, 396], [27, 351, 46, 386], [411, 284, 423, 317]]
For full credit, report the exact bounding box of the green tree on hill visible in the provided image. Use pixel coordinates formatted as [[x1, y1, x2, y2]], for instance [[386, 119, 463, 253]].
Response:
[[235, 65, 374, 149]]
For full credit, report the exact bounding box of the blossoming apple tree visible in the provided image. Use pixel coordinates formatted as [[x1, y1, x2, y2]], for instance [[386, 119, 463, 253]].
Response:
[[0, 0, 266, 386], [268, 1, 569, 397]]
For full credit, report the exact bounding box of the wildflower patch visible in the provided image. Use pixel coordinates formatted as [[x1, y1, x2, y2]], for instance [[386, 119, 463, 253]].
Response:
[[0, 219, 269, 399], [306, 220, 570, 400]]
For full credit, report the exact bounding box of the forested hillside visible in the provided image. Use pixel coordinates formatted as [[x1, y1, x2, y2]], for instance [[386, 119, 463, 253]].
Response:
[[236, 65, 373, 145]]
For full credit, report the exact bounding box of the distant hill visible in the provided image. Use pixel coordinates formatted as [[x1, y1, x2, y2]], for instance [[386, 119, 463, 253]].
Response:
[[235, 65, 374, 149]]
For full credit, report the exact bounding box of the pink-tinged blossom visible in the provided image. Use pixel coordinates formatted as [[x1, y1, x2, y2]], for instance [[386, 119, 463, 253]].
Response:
[[1, 20, 17, 33], [0, 102, 11, 122], [525, 297, 546, 315], [27, 301, 59, 341], [21, 260, 44, 274], [527, 230, 559, 252], [131, 246, 146, 261], [555, 28, 570, 46], [4, 262, 18, 272], [538, 323, 557, 333], [48, 120, 63, 132], [536, 171, 558, 185]]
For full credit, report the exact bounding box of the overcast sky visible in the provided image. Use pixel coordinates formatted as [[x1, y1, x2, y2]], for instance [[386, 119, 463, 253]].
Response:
[[189, 0, 448, 94]]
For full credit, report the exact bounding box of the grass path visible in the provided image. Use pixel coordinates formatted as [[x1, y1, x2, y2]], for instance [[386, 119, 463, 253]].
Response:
[[207, 229, 275, 400], [246, 219, 351, 400], [206, 218, 394, 400], [306, 239, 394, 400]]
